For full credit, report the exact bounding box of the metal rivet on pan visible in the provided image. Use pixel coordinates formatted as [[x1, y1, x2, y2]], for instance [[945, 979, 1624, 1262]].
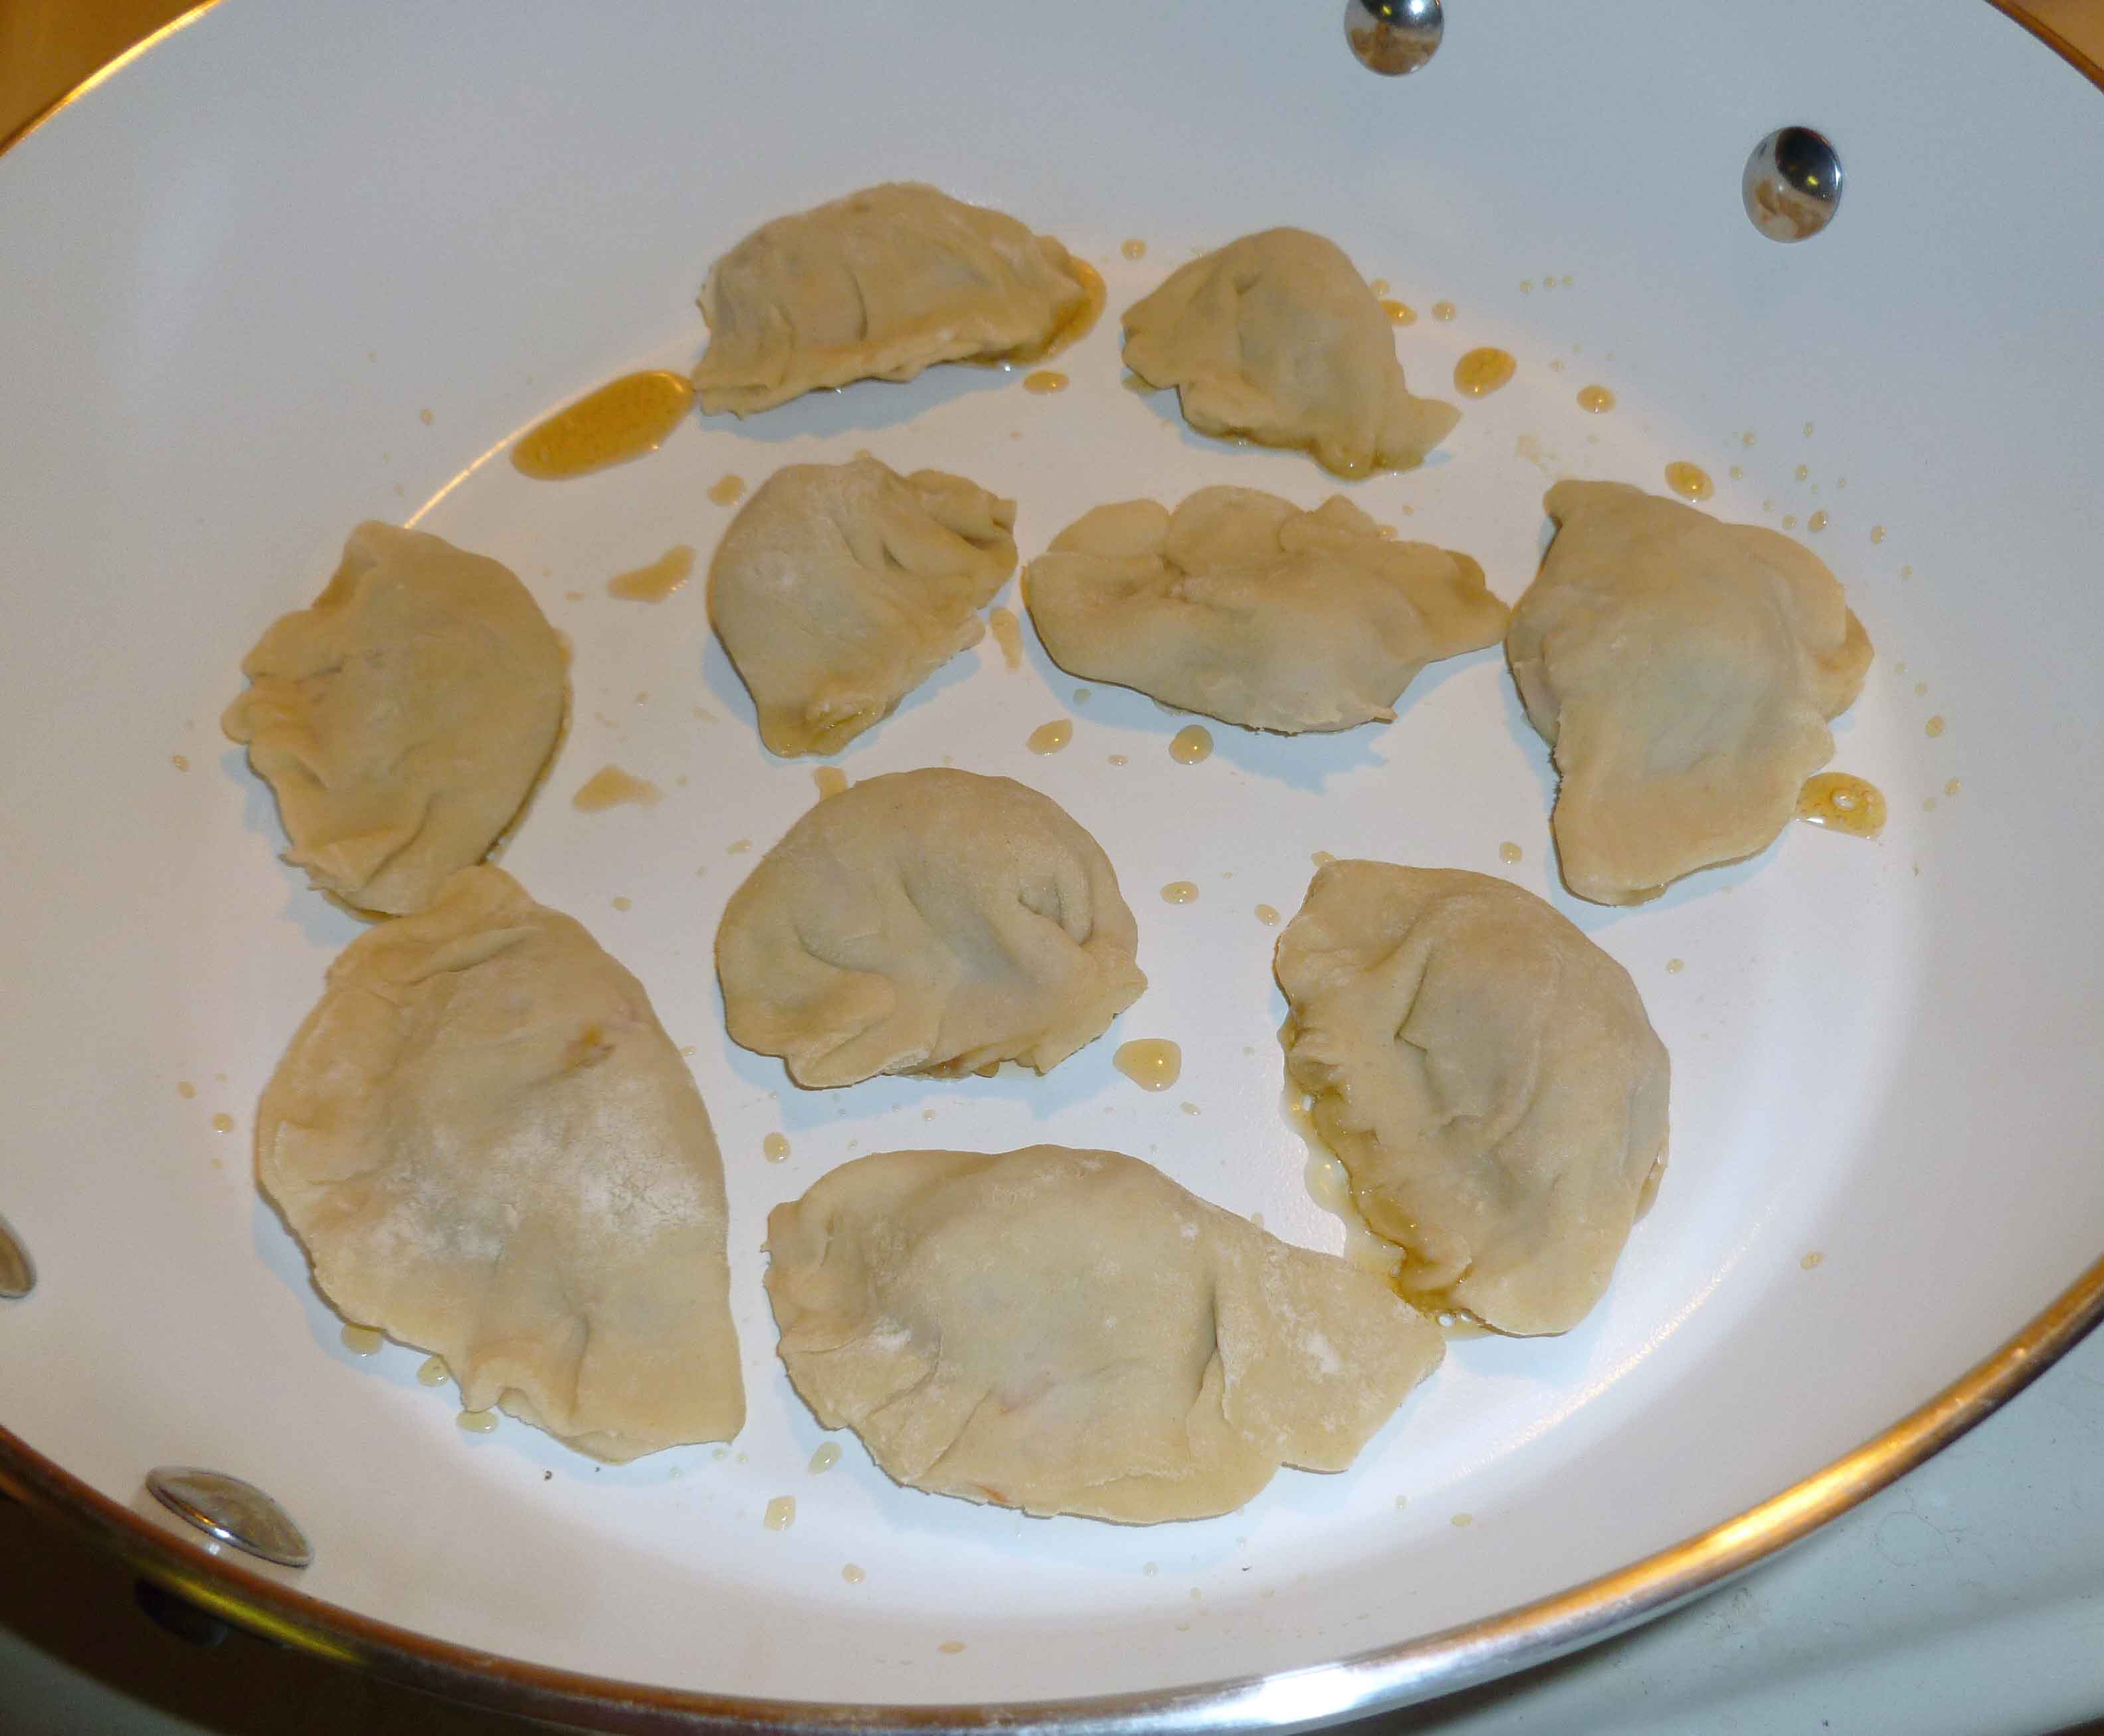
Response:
[[145, 1467, 313, 1569], [1743, 127, 1843, 242], [0, 1210, 33, 1299], [1344, 0, 1443, 75]]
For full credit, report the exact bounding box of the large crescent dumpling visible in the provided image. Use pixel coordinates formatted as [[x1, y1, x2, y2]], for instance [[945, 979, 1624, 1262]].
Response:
[[1024, 486, 1507, 732], [1120, 229, 1460, 479], [765, 1146, 1444, 1523], [716, 769, 1145, 1088], [223, 522, 569, 916], [1275, 861, 1670, 1337], [691, 183, 1102, 415], [709, 456, 1017, 757], [256, 866, 744, 1460], [1508, 482, 1874, 906]]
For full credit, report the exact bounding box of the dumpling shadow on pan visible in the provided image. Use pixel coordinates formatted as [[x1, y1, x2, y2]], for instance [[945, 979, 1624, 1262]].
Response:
[[696, 361, 1022, 445]]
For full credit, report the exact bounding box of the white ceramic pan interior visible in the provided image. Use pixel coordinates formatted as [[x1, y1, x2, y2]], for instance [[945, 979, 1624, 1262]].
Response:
[[1, 0, 2101, 1726]]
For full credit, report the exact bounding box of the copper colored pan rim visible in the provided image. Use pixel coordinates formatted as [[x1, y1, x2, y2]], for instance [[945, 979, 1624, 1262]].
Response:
[[1, 4, 2099, 1731]]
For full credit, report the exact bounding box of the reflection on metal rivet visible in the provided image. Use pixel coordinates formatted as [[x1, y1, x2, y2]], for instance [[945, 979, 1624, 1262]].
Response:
[[1344, 0, 1442, 75], [0, 1211, 33, 1299], [145, 1468, 312, 1569], [1743, 127, 1843, 242]]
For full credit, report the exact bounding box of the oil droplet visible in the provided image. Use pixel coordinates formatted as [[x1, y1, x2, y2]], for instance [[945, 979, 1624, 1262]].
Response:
[[1255, 904, 1282, 926], [1450, 1513, 1474, 1529], [1925, 715, 1946, 738], [1430, 300, 1458, 322], [1666, 957, 1685, 975], [177, 1081, 197, 1100], [1561, 274, 1574, 286], [1380, 298, 1416, 326], [842, 1563, 867, 1584], [764, 1496, 797, 1531], [1576, 385, 1615, 414], [1519, 279, 1534, 294], [763, 1133, 791, 1163], [1143, 1561, 1159, 1576], [1728, 465, 1743, 480], [573, 767, 662, 811], [417, 1356, 448, 1387], [987, 605, 1024, 670], [512, 371, 694, 479], [340, 1325, 385, 1356], [727, 838, 751, 854], [1107, 753, 1129, 767], [938, 1641, 967, 1656], [1794, 464, 1810, 482], [456, 1409, 498, 1434], [1028, 719, 1074, 755], [1497, 841, 1523, 864], [419, 408, 435, 427], [607, 544, 695, 603], [1808, 510, 1829, 532], [1370, 278, 1390, 296], [1395, 1494, 1409, 1510], [1796, 772, 1887, 839], [171, 753, 189, 772], [1073, 687, 1092, 704], [1741, 431, 1757, 447], [1022, 370, 1070, 395], [211, 1113, 235, 1134], [1169, 725, 1214, 765], [1311, 850, 1336, 866], [1922, 797, 1937, 813], [1782, 514, 1799, 530], [812, 767, 848, 801], [1664, 461, 1714, 503], [1801, 1250, 1825, 1270], [707, 473, 747, 507], [1945, 778, 1962, 797], [1871, 524, 1887, 544], [1375, 523, 1398, 539], [1160, 880, 1200, 905], [1915, 680, 1928, 697], [611, 896, 632, 912], [1180, 1102, 1200, 1116], [1121, 238, 1147, 260], [1802, 422, 1816, 437], [808, 1442, 841, 1475], [1113, 1039, 1182, 1092], [1901, 564, 1913, 578], [1453, 348, 1516, 398]]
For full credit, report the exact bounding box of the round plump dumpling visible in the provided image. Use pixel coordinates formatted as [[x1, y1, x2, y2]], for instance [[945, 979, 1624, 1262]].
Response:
[[1508, 481, 1874, 905], [765, 1145, 1444, 1523], [709, 456, 1017, 757], [1025, 486, 1507, 732], [1275, 861, 1670, 1336], [223, 522, 569, 916], [691, 182, 1101, 416], [1121, 228, 1459, 478], [716, 769, 1145, 1088], [256, 866, 744, 1460]]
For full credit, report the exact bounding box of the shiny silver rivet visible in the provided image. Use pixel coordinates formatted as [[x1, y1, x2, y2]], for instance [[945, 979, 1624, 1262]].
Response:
[[1344, 0, 1443, 75], [0, 1211, 33, 1300], [145, 1468, 313, 1569], [1743, 127, 1843, 242]]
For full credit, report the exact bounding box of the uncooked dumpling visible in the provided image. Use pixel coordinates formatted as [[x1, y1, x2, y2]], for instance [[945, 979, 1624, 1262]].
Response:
[[710, 457, 1016, 757], [223, 522, 568, 916], [1508, 481, 1873, 905], [716, 769, 1144, 1087], [256, 866, 744, 1460], [765, 1145, 1443, 1522], [1276, 860, 1670, 1336], [1121, 229, 1459, 478], [1025, 486, 1507, 732], [692, 182, 1101, 415]]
